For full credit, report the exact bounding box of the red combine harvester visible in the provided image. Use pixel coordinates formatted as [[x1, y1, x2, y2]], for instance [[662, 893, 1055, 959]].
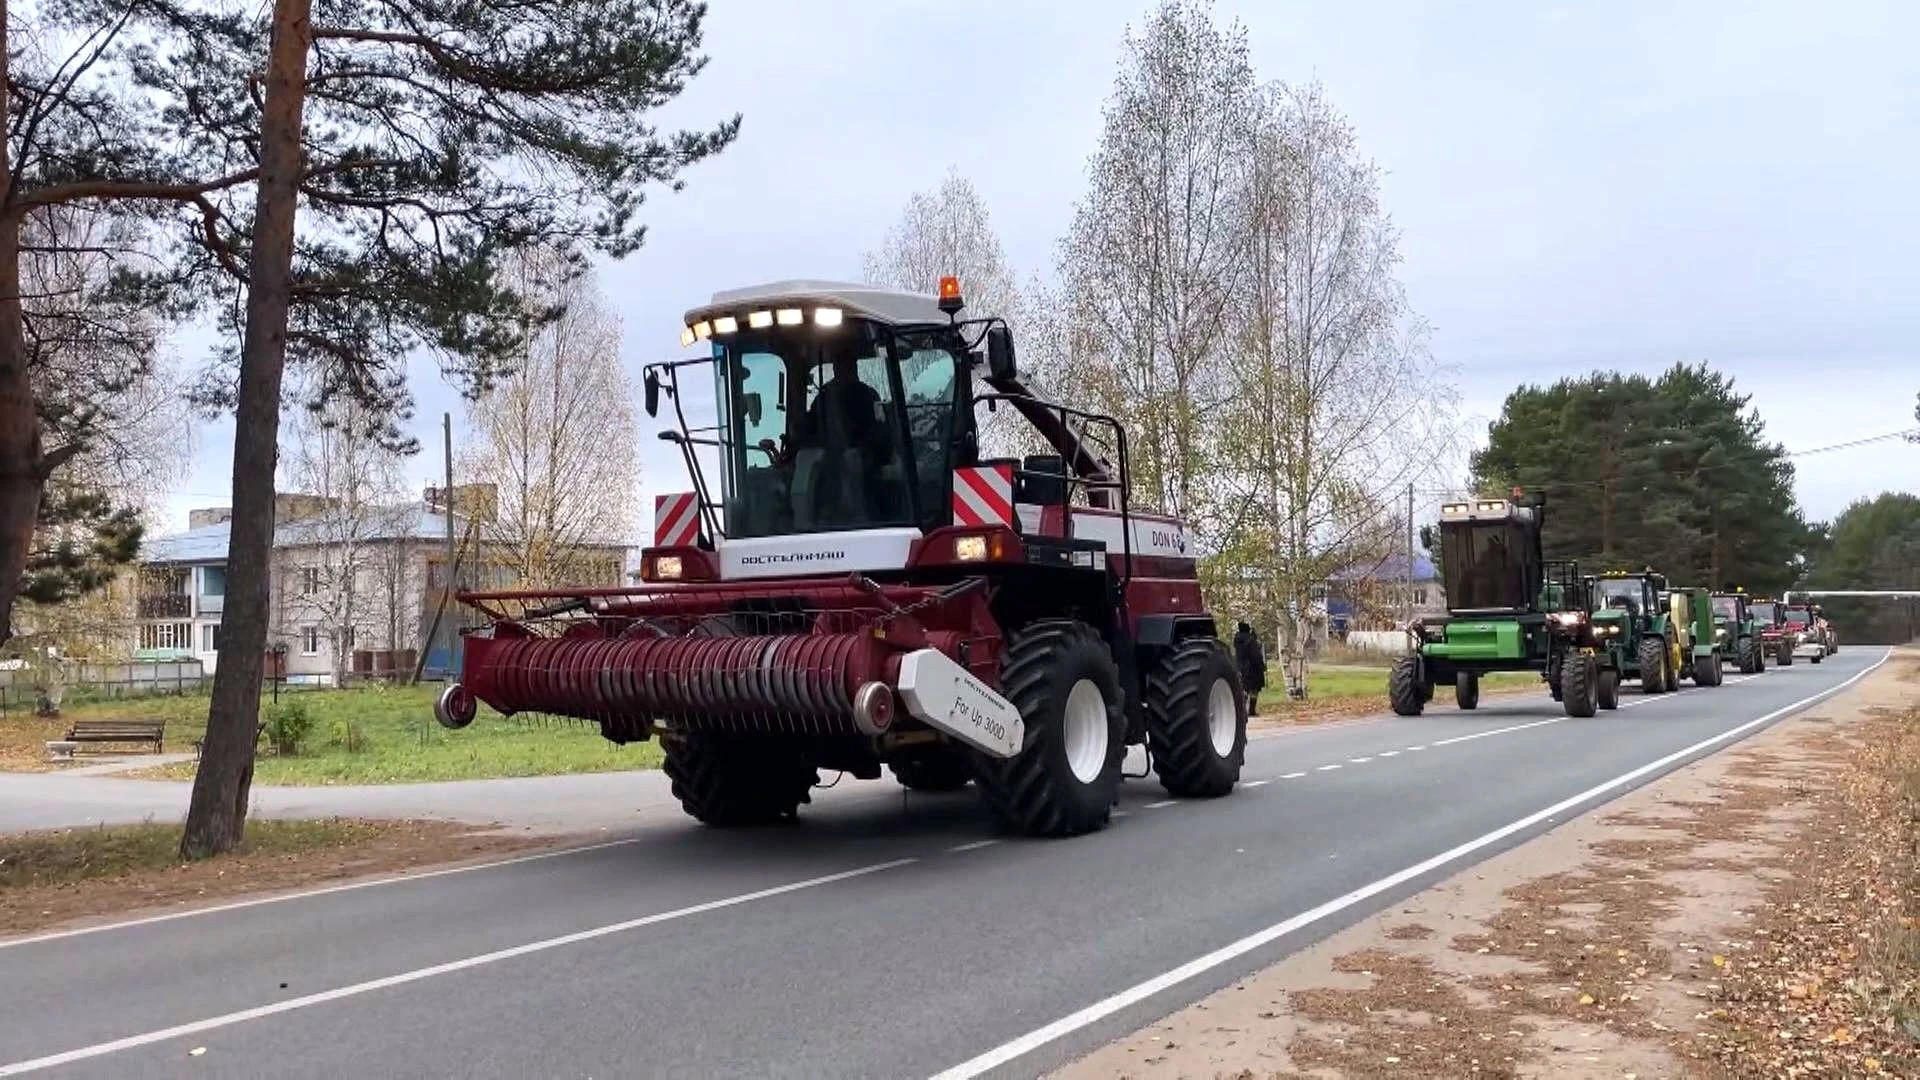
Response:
[[435, 278, 1246, 836]]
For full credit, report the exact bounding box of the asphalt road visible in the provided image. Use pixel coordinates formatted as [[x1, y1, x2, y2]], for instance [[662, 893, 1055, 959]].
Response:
[[0, 648, 1888, 1080]]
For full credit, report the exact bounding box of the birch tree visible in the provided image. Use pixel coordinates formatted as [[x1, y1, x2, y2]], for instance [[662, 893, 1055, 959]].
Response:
[[281, 387, 407, 686], [1219, 83, 1455, 695], [462, 252, 638, 589], [1055, 0, 1256, 533]]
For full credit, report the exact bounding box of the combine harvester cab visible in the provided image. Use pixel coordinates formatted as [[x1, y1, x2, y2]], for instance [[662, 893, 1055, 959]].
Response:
[[1749, 595, 1793, 666], [1710, 589, 1767, 674], [435, 278, 1245, 837], [1390, 495, 1617, 718]]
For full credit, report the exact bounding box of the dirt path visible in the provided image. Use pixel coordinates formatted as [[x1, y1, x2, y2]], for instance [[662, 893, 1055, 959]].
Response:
[[1059, 650, 1920, 1080]]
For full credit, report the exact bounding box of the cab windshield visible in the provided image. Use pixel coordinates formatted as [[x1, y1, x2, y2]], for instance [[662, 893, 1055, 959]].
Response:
[[1751, 602, 1778, 622], [1593, 578, 1647, 614], [1784, 607, 1812, 627], [1712, 597, 1739, 619], [712, 322, 968, 538]]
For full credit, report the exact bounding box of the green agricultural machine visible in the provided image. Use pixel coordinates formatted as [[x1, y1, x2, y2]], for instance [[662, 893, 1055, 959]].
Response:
[[1587, 571, 1722, 693], [1390, 494, 1617, 719], [1709, 589, 1768, 674]]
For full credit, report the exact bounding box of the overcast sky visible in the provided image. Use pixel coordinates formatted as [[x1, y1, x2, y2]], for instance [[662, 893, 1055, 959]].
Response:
[[161, 0, 1919, 535]]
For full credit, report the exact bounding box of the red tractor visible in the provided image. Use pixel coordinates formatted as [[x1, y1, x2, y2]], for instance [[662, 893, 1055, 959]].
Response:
[[434, 278, 1247, 836]]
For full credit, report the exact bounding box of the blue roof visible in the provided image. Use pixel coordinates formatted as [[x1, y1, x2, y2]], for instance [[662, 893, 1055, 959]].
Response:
[[142, 506, 465, 565]]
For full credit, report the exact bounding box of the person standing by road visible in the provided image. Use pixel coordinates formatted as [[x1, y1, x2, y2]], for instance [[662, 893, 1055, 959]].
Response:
[[1234, 621, 1267, 714]]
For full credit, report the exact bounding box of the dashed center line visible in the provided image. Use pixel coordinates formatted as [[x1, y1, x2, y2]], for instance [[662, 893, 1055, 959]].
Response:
[[1378, 750, 1400, 757], [1280, 771, 1307, 779], [1144, 799, 1178, 809], [1243, 779, 1272, 788], [1406, 745, 1426, 751], [1431, 717, 1562, 747], [1348, 756, 1372, 764], [946, 840, 1000, 854], [1315, 764, 1341, 772]]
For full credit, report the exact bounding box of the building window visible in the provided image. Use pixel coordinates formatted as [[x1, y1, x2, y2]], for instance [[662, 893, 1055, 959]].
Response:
[[200, 623, 223, 653], [139, 622, 193, 651], [301, 626, 320, 655], [299, 566, 321, 596]]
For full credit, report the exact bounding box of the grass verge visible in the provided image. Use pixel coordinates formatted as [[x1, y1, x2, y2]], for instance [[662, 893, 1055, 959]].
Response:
[[4, 682, 662, 783], [0, 819, 546, 936], [1251, 665, 1540, 724]]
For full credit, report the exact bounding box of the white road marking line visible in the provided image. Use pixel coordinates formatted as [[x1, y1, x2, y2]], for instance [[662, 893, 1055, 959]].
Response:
[[1280, 771, 1307, 779], [1406, 745, 1426, 751], [1431, 717, 1562, 746], [0, 834, 655, 952], [1377, 750, 1400, 757], [1242, 779, 1272, 788], [926, 650, 1890, 1080], [0, 858, 919, 1078], [946, 840, 1000, 853], [1348, 757, 1372, 764], [1144, 799, 1178, 809], [1111, 810, 1131, 818], [1315, 764, 1341, 772]]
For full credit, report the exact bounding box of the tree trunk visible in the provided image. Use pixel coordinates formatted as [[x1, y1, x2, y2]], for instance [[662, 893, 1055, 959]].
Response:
[[0, 5, 39, 647], [181, 0, 313, 859]]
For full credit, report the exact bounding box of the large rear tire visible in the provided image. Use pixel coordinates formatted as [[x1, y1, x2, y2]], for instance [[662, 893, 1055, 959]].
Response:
[[890, 750, 973, 792], [1597, 667, 1620, 710], [1389, 654, 1425, 716], [1563, 653, 1599, 717], [972, 620, 1125, 837], [1455, 672, 1480, 710], [1737, 638, 1761, 675], [1145, 640, 1246, 798], [1638, 636, 1669, 694], [664, 733, 819, 827]]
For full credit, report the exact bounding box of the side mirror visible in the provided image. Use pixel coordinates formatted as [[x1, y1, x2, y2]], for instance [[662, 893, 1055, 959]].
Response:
[[985, 325, 1017, 382], [742, 392, 763, 427], [1418, 525, 1435, 551], [643, 370, 661, 418]]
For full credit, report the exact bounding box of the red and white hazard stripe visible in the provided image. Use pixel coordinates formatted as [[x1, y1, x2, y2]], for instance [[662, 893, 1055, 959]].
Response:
[[654, 492, 701, 548], [952, 464, 1014, 528]]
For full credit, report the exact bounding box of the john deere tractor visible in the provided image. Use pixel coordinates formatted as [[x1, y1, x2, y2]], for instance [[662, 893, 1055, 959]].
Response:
[[1390, 494, 1616, 718], [1587, 571, 1722, 692], [1710, 589, 1767, 674]]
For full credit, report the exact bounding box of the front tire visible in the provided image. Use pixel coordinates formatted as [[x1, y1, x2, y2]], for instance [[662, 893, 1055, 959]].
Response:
[[1597, 667, 1620, 710], [1694, 654, 1722, 686], [1737, 638, 1761, 675], [1455, 672, 1480, 710], [664, 733, 819, 827], [1811, 651, 1823, 664], [1638, 636, 1669, 694], [1777, 644, 1793, 666], [972, 620, 1125, 837], [1563, 653, 1599, 717], [1145, 640, 1246, 798], [1389, 654, 1425, 716]]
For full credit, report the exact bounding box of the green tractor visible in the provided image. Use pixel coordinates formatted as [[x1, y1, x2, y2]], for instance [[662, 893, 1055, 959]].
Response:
[[1587, 571, 1722, 692], [1390, 494, 1617, 718], [1709, 589, 1768, 674]]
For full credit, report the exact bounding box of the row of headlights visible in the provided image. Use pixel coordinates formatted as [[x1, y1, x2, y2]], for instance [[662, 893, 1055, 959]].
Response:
[[680, 306, 845, 347]]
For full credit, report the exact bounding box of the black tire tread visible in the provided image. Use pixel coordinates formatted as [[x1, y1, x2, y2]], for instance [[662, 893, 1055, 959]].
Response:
[[971, 620, 1123, 837], [1389, 654, 1425, 716], [1597, 667, 1620, 710], [1455, 673, 1480, 710], [1638, 636, 1668, 694], [1145, 640, 1245, 798], [664, 734, 818, 827], [1564, 653, 1599, 717]]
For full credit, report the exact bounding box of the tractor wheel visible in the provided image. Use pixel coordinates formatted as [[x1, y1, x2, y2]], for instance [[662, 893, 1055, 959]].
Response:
[[1638, 636, 1669, 694], [1145, 639, 1247, 798], [1563, 653, 1599, 717], [1389, 655, 1426, 716], [1737, 638, 1761, 675], [1548, 669, 1564, 701], [664, 733, 819, 827], [971, 620, 1125, 837], [1777, 644, 1793, 666], [1597, 667, 1620, 710], [889, 750, 973, 792], [1811, 651, 1823, 664], [1455, 673, 1481, 710], [1693, 654, 1720, 686]]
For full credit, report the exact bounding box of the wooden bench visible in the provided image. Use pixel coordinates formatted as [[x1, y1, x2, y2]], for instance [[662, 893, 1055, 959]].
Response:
[[64, 719, 166, 754], [192, 721, 268, 760]]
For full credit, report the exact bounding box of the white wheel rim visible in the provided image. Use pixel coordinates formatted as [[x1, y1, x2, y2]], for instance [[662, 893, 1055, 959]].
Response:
[[1207, 677, 1237, 756], [1063, 679, 1109, 784]]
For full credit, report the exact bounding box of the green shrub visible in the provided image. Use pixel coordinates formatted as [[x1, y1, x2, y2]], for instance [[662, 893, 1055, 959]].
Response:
[[328, 718, 371, 754], [264, 699, 316, 756]]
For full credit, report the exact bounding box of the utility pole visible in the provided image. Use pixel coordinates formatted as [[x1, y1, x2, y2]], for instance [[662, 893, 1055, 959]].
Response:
[[442, 412, 454, 582], [1405, 482, 1416, 623]]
